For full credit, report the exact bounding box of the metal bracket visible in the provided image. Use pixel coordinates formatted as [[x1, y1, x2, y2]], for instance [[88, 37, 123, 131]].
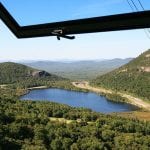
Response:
[[51, 29, 75, 40]]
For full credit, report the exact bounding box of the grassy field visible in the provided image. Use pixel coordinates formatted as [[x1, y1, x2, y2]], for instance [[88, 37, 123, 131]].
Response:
[[113, 111, 150, 121]]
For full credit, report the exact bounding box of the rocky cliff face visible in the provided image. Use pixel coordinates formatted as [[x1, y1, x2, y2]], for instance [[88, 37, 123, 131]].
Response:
[[32, 71, 50, 77]]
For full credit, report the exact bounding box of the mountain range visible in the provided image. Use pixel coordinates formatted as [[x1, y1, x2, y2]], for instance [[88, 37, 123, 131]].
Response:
[[22, 58, 132, 80]]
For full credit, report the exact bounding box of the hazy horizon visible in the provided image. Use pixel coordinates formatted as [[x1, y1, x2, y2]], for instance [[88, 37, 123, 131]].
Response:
[[0, 57, 133, 63], [1, 0, 150, 61]]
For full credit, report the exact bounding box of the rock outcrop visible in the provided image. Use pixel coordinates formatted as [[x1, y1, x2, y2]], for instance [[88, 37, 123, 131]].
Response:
[[32, 71, 50, 77]]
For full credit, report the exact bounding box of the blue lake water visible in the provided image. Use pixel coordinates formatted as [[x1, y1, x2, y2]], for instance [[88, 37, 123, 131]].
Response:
[[21, 88, 138, 113]]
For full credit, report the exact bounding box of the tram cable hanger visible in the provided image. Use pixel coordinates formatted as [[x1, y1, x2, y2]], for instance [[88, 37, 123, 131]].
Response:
[[0, 2, 150, 40]]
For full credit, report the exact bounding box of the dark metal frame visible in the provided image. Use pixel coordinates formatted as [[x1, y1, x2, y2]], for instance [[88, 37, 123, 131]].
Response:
[[1, 2, 150, 39]]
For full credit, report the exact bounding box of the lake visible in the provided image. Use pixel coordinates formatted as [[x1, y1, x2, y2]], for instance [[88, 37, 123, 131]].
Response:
[[21, 88, 138, 113]]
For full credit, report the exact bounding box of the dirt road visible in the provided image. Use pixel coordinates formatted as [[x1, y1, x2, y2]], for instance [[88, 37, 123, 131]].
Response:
[[28, 86, 47, 90], [0, 84, 7, 89], [72, 81, 150, 111]]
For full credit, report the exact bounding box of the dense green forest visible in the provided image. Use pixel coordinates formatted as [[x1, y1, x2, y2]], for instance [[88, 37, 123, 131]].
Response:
[[0, 88, 150, 150], [91, 49, 150, 101]]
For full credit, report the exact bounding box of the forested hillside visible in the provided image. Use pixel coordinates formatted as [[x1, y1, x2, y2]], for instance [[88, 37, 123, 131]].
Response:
[[0, 62, 64, 84], [0, 62, 67, 88], [0, 62, 86, 92], [91, 50, 150, 100]]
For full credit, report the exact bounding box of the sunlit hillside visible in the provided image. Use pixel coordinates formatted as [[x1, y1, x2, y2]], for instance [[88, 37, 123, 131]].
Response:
[[92, 49, 150, 100]]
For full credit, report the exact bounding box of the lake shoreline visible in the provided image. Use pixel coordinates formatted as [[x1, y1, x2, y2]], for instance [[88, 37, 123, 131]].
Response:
[[21, 83, 141, 112], [21, 86, 138, 113], [72, 81, 150, 111]]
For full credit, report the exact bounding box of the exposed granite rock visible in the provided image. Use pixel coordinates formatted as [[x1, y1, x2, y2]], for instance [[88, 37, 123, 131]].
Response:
[[32, 71, 50, 77]]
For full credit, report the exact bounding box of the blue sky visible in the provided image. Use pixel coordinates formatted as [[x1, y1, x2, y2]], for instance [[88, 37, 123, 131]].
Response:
[[0, 0, 150, 61]]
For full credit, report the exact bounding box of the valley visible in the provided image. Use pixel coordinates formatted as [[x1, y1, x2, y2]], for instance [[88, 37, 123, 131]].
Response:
[[22, 58, 132, 80], [0, 49, 150, 149], [1, 0, 150, 148]]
